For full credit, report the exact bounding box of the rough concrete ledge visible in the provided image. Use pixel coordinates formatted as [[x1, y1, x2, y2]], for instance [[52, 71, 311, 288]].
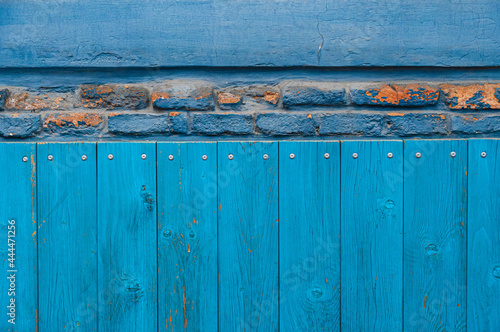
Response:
[[0, 80, 499, 139]]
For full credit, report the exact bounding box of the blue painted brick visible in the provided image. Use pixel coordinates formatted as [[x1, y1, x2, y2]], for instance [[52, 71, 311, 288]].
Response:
[[388, 113, 448, 136], [153, 82, 214, 111], [452, 114, 500, 134], [44, 112, 104, 136], [0, 113, 41, 138], [0, 89, 9, 110], [192, 113, 253, 135], [108, 112, 188, 135], [316, 112, 385, 136], [256, 113, 316, 136], [282, 82, 346, 107], [80, 85, 149, 110]]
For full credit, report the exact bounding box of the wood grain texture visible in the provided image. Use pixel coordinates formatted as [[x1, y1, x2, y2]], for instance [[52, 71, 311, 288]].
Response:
[[1, 1, 499, 67], [37, 143, 97, 331], [157, 142, 217, 332], [0, 144, 37, 332], [279, 141, 340, 331], [468, 139, 500, 331], [403, 140, 467, 331], [97, 143, 157, 332], [341, 140, 404, 330], [218, 142, 279, 331]]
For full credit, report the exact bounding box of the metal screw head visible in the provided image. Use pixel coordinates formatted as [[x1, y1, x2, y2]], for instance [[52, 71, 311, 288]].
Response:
[[228, 154, 234, 160], [81, 155, 87, 161], [48, 155, 53, 161], [416, 152, 422, 158], [168, 154, 174, 161], [324, 153, 330, 159], [22, 156, 28, 162], [387, 152, 393, 159], [450, 151, 457, 158], [263, 154, 269, 160], [202, 155, 208, 161], [481, 151, 487, 158], [352, 153, 358, 159], [108, 154, 114, 160], [289, 153, 295, 159], [141, 154, 147, 160]]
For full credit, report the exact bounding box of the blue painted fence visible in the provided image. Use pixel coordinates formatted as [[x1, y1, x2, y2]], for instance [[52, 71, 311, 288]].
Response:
[[0, 140, 499, 331]]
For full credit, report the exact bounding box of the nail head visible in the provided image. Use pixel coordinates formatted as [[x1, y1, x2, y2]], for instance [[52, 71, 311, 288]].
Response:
[[228, 154, 234, 160], [481, 151, 487, 158], [416, 152, 422, 158], [81, 155, 87, 161], [387, 152, 393, 159], [352, 153, 358, 159], [168, 154, 174, 161], [108, 154, 114, 160], [324, 153, 330, 159], [289, 153, 295, 159], [141, 154, 147, 160], [202, 155, 208, 161], [450, 151, 456, 158], [263, 154, 269, 160], [48, 155, 53, 161], [22, 156, 28, 162]]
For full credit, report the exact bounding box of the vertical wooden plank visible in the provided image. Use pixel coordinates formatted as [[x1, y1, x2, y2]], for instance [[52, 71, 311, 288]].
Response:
[[404, 139, 467, 331], [0, 143, 37, 331], [279, 141, 341, 331], [218, 142, 278, 331], [468, 139, 500, 331], [341, 140, 403, 330], [37, 143, 97, 331], [157, 142, 217, 332], [97, 142, 157, 332]]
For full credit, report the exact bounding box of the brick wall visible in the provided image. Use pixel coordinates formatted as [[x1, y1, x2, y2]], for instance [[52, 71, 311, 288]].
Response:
[[1, 81, 500, 139]]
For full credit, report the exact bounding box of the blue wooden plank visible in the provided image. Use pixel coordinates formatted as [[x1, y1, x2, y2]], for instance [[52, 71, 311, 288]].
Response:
[[0, 144, 37, 332], [403, 139, 467, 331], [468, 139, 500, 331], [279, 141, 340, 331], [341, 140, 404, 330], [37, 143, 97, 331], [1, 1, 499, 67], [157, 142, 217, 332], [97, 142, 157, 331], [218, 142, 278, 331]]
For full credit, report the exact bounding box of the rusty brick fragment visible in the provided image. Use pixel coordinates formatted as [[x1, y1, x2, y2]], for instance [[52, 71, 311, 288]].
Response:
[[440, 84, 500, 109]]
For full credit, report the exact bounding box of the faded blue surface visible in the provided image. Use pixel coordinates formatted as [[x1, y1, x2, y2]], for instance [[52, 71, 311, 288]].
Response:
[[0, 0, 499, 68]]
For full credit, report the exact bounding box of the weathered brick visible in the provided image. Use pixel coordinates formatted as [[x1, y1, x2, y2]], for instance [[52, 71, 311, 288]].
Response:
[[108, 112, 187, 135], [44, 113, 103, 136], [316, 113, 385, 136], [452, 114, 500, 134], [0, 89, 9, 110], [80, 85, 149, 110], [352, 84, 439, 107], [5, 91, 70, 111], [192, 113, 253, 135], [387, 112, 448, 136], [440, 83, 500, 109], [256, 113, 316, 136], [153, 82, 214, 111], [0, 113, 41, 138], [282, 81, 345, 107]]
